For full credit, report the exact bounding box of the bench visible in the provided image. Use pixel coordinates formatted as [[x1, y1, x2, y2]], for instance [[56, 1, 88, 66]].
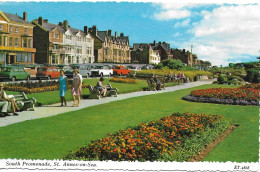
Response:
[[88, 84, 119, 99], [0, 92, 37, 116], [147, 78, 165, 91]]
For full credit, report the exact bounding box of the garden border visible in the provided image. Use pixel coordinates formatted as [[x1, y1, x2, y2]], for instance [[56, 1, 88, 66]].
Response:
[[189, 125, 238, 161], [183, 95, 259, 106]]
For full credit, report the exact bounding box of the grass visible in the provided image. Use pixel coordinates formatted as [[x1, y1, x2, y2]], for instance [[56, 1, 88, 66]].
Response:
[[6, 78, 177, 106], [0, 84, 258, 162]]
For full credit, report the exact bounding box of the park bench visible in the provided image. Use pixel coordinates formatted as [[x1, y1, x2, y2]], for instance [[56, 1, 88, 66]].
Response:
[[147, 78, 165, 91], [88, 84, 119, 99], [0, 92, 37, 116]]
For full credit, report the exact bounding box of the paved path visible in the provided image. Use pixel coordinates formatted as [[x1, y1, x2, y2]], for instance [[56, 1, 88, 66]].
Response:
[[0, 80, 214, 127]]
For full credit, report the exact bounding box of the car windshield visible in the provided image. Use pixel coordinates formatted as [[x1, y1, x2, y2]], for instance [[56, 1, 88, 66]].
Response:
[[95, 66, 103, 69], [1, 68, 12, 72], [38, 68, 47, 72]]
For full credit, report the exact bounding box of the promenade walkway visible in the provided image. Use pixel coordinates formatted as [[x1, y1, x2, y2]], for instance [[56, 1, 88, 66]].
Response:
[[0, 80, 214, 127]]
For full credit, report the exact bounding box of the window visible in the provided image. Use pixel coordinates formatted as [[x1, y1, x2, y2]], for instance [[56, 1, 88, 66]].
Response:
[[4, 36, 7, 46], [87, 38, 91, 42], [9, 37, 13, 46], [24, 28, 28, 34], [53, 44, 59, 50], [76, 56, 80, 63], [23, 38, 27, 47], [15, 38, 19, 47], [23, 53, 28, 62], [56, 33, 59, 39], [53, 32, 56, 38], [77, 47, 82, 54], [15, 27, 18, 34], [28, 39, 32, 48], [0, 24, 3, 31], [68, 56, 72, 64], [77, 36, 81, 41], [9, 26, 13, 33], [0, 36, 2, 46], [66, 35, 72, 40], [28, 53, 32, 62], [52, 54, 59, 64], [89, 57, 92, 63]]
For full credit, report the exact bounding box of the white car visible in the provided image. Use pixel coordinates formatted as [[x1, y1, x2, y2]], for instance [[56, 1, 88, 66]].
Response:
[[90, 65, 113, 77]]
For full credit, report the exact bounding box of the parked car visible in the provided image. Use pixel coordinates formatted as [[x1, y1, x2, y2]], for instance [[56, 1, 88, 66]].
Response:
[[70, 64, 91, 78], [113, 65, 130, 76], [0, 66, 30, 81], [36, 66, 60, 80], [90, 65, 113, 77]]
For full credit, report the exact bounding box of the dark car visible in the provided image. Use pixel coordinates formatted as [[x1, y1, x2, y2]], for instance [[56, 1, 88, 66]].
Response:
[[0, 66, 31, 81]]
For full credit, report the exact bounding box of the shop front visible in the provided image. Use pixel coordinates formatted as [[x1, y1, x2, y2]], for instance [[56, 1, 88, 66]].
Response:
[[0, 46, 36, 66]]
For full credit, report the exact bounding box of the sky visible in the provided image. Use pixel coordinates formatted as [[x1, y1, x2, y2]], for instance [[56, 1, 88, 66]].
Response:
[[0, 0, 259, 66]]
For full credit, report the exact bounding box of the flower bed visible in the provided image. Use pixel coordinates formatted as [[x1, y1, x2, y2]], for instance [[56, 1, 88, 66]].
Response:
[[64, 112, 231, 161], [183, 86, 260, 106], [4, 81, 88, 94], [109, 78, 137, 84]]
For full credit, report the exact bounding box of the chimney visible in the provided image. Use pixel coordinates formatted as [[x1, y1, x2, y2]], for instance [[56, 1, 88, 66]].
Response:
[[58, 22, 63, 27], [115, 31, 117, 38], [84, 26, 88, 34], [183, 49, 185, 53], [92, 25, 97, 35], [43, 19, 48, 23], [23, 12, 27, 21], [153, 40, 156, 45], [120, 33, 124, 37], [63, 20, 69, 30], [159, 41, 161, 45], [107, 29, 112, 36], [38, 16, 43, 26]]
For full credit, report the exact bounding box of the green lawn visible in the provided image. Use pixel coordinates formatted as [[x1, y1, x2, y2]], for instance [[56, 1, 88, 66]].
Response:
[[0, 84, 258, 162], [6, 78, 177, 106]]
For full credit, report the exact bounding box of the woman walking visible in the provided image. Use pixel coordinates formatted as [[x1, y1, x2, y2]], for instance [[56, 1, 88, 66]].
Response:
[[71, 68, 82, 106], [58, 70, 68, 106]]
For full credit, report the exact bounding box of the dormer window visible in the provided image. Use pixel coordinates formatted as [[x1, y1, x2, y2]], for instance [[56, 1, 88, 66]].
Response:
[[0, 24, 3, 31], [24, 28, 28, 34], [77, 36, 81, 41], [66, 35, 72, 40]]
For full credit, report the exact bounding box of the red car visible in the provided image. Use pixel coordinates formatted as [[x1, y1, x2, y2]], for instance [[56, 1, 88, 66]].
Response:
[[36, 66, 60, 80], [113, 65, 130, 76]]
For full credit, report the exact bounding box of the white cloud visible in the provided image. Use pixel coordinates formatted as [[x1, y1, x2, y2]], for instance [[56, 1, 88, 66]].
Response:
[[174, 18, 191, 28], [190, 4, 260, 66], [173, 32, 181, 37], [153, 9, 190, 20], [152, 2, 198, 20]]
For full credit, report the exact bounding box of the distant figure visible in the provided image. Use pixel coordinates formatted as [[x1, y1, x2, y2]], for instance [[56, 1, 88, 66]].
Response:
[[0, 83, 19, 116], [167, 72, 173, 82], [71, 68, 82, 106], [153, 74, 162, 90], [58, 70, 68, 106], [96, 77, 107, 99], [178, 73, 182, 83], [182, 73, 186, 83], [173, 73, 177, 81]]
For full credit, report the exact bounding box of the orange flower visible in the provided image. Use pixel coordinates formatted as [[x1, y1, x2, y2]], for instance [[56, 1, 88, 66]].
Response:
[[122, 149, 126, 153]]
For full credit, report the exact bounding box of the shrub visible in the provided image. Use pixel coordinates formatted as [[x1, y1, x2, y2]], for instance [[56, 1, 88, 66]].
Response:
[[64, 112, 229, 162], [245, 68, 260, 83]]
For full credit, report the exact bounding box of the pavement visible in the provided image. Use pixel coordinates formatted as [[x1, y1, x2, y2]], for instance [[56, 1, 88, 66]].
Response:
[[0, 80, 214, 127]]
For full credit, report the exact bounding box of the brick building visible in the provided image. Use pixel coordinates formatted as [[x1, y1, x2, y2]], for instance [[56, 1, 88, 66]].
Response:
[[32, 17, 94, 65], [88, 25, 131, 63], [150, 40, 172, 61], [131, 43, 160, 64], [0, 10, 36, 66], [171, 48, 194, 66]]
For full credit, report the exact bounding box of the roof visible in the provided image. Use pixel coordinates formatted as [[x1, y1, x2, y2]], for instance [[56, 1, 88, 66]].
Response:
[[42, 22, 65, 33], [3, 12, 32, 25], [97, 31, 107, 42]]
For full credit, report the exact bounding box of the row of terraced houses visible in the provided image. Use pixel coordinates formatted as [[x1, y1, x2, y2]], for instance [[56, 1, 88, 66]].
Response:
[[0, 10, 203, 66]]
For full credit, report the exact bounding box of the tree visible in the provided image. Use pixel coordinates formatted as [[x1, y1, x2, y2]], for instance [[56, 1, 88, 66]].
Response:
[[160, 59, 184, 69]]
